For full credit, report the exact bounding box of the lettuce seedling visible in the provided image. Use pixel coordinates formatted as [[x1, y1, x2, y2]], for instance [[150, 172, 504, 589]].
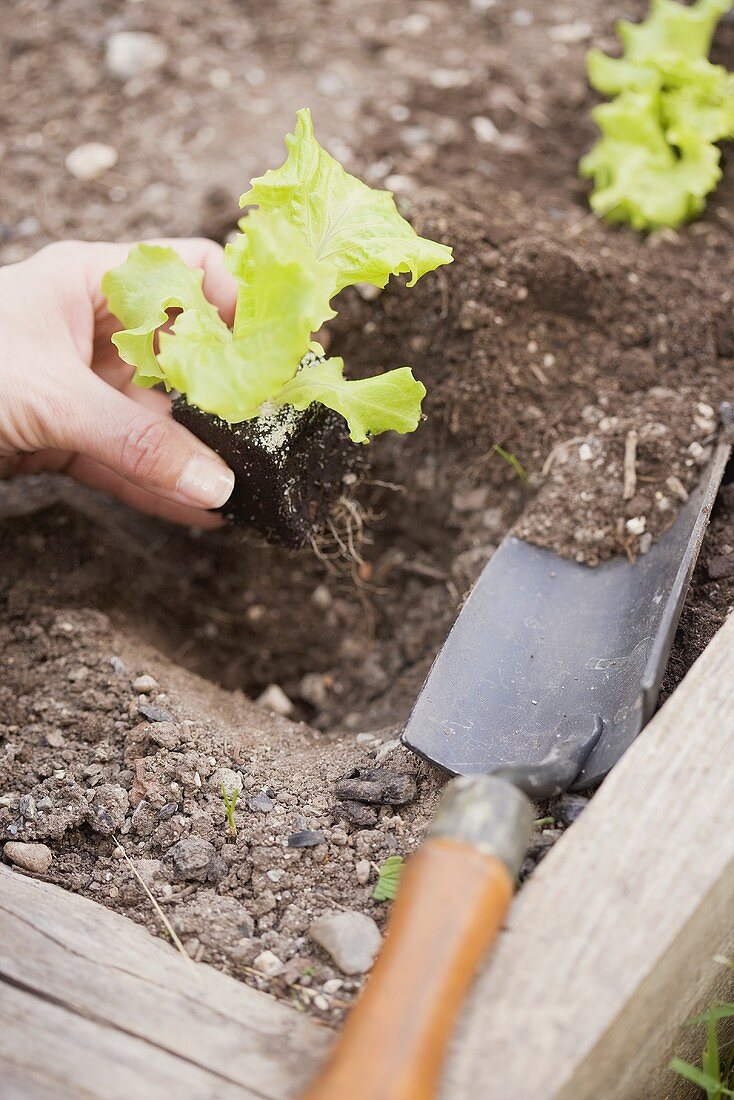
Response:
[[103, 109, 451, 544], [103, 108, 452, 442], [580, 0, 734, 231]]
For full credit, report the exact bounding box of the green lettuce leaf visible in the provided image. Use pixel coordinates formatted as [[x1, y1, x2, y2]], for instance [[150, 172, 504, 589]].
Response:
[[102, 244, 228, 387], [240, 107, 453, 293], [273, 357, 426, 443], [159, 210, 337, 422], [663, 59, 734, 142], [224, 208, 335, 369], [581, 0, 734, 231], [618, 0, 732, 63]]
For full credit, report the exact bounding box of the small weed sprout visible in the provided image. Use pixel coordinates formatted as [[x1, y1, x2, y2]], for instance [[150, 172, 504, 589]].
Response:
[[671, 983, 734, 1098], [220, 782, 240, 838], [493, 443, 529, 484], [373, 855, 405, 902]]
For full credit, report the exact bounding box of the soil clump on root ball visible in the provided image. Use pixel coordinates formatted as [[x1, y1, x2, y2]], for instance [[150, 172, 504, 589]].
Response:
[[172, 396, 360, 548]]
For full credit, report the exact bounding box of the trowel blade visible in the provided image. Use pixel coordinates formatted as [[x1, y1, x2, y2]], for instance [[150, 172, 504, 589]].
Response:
[[402, 441, 729, 790]]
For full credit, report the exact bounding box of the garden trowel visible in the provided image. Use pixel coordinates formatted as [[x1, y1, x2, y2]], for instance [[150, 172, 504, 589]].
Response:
[[303, 413, 732, 1100]]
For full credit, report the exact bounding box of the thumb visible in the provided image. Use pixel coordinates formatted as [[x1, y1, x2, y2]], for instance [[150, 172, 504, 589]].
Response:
[[51, 374, 235, 510]]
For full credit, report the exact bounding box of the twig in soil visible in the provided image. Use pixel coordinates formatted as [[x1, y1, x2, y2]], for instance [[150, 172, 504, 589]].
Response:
[[437, 266, 451, 319], [565, 199, 622, 238], [541, 436, 585, 478], [313, 891, 353, 912], [396, 560, 450, 582], [359, 478, 406, 493], [112, 833, 196, 973], [623, 429, 639, 501], [498, 87, 551, 128], [528, 362, 550, 386]]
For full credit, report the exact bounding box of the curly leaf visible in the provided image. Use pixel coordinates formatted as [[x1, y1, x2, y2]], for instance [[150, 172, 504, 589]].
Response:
[[273, 358, 426, 443], [102, 244, 227, 387], [225, 207, 336, 363], [241, 107, 453, 293], [618, 0, 732, 63], [663, 59, 734, 142], [160, 210, 337, 422]]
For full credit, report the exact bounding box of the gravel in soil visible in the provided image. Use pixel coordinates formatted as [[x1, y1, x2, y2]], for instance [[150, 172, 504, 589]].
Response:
[[1, 0, 734, 1023]]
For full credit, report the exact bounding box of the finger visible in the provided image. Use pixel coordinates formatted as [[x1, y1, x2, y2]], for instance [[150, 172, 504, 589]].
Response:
[[47, 369, 235, 511], [80, 238, 239, 326], [66, 454, 225, 528]]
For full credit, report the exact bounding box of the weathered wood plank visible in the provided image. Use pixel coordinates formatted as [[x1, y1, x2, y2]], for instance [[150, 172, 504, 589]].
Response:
[[443, 610, 734, 1100], [0, 867, 328, 1100], [0, 982, 255, 1100]]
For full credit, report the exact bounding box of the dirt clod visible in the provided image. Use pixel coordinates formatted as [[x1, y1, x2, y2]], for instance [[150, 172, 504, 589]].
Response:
[[166, 837, 227, 884], [334, 768, 418, 807]]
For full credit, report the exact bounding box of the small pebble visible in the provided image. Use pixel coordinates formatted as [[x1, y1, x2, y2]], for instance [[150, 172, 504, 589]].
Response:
[[471, 116, 500, 144], [138, 703, 176, 723], [288, 830, 326, 848], [65, 143, 118, 181], [132, 674, 158, 694], [4, 841, 53, 874], [355, 859, 371, 885], [248, 791, 275, 814], [256, 684, 294, 717], [549, 20, 592, 42], [253, 949, 284, 977], [19, 794, 36, 820], [158, 801, 178, 821], [210, 768, 243, 795], [313, 994, 330, 1011], [323, 978, 343, 995], [309, 911, 382, 975], [625, 516, 647, 536], [106, 31, 168, 80], [311, 585, 332, 609]]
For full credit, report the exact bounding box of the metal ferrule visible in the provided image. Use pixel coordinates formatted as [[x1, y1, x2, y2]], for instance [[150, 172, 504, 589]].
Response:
[[428, 775, 535, 880]]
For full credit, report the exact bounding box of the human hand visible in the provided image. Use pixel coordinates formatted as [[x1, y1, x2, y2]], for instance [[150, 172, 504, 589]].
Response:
[[0, 238, 237, 527]]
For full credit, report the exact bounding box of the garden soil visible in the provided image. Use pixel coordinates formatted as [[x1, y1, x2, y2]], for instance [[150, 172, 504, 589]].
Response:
[[1, 0, 734, 1023]]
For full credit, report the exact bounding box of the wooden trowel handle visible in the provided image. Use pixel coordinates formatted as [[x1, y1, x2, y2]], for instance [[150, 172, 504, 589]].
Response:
[[301, 776, 534, 1100]]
